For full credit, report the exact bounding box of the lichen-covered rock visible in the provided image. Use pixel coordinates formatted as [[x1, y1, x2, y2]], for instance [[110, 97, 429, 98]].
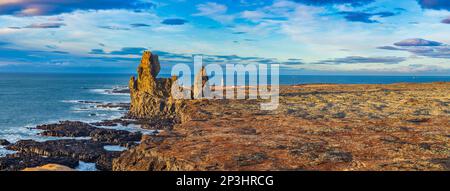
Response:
[[112, 134, 197, 171], [113, 83, 450, 171]]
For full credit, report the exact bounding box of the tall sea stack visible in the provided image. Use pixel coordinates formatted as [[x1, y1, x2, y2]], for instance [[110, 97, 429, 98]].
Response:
[[128, 51, 180, 120]]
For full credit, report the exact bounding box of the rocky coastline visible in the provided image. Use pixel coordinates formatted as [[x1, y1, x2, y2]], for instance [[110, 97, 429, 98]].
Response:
[[1, 50, 449, 171]]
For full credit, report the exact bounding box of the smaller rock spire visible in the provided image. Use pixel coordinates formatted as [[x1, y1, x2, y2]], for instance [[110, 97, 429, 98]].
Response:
[[193, 66, 209, 99]]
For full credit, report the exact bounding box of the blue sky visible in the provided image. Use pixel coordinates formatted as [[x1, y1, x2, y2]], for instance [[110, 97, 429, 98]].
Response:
[[0, 0, 449, 75]]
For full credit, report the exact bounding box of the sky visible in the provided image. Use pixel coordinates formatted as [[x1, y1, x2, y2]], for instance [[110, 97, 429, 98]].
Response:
[[0, 0, 449, 75]]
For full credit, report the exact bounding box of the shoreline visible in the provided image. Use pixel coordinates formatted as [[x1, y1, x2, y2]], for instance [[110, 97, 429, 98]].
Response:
[[0, 86, 151, 171], [1, 82, 449, 171]]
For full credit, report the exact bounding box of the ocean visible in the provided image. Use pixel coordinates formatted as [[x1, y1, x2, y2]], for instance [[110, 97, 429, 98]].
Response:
[[0, 73, 131, 143], [0, 73, 449, 157]]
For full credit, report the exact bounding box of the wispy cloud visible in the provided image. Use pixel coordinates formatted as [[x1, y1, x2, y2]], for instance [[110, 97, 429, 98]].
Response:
[[292, 0, 375, 7], [378, 38, 450, 59], [442, 17, 450, 24], [393, 38, 443, 46], [0, 0, 155, 16], [24, 22, 66, 29], [130, 23, 151, 28], [98, 25, 130, 30], [314, 56, 406, 65], [193, 2, 234, 23]]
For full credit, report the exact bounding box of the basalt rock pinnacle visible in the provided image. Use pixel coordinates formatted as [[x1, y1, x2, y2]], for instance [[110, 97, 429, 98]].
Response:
[[128, 50, 212, 125], [128, 51, 180, 120]]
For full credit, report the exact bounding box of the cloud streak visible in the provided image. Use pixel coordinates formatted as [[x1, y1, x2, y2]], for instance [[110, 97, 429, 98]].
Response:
[[378, 38, 450, 59], [293, 0, 375, 7], [314, 56, 406, 65], [394, 38, 443, 46], [442, 17, 450, 24], [0, 0, 155, 16], [24, 22, 65, 29]]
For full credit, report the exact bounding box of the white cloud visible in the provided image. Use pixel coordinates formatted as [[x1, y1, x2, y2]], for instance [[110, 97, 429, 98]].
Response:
[[0, 27, 20, 35], [241, 10, 266, 21], [193, 2, 234, 23], [194, 2, 227, 16]]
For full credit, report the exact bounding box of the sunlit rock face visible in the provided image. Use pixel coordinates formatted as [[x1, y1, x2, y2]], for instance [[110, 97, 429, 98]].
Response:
[[128, 50, 211, 121], [128, 51, 179, 120]]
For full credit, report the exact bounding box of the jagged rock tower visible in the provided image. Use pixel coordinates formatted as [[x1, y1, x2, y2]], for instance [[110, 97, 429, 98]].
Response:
[[128, 50, 211, 123], [128, 51, 179, 120]]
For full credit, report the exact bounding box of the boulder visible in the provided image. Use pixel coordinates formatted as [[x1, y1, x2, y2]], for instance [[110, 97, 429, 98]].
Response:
[[37, 121, 97, 137], [0, 139, 10, 146]]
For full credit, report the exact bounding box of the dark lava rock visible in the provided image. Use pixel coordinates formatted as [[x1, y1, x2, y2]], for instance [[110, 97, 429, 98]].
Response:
[[419, 143, 432, 150], [91, 118, 133, 127], [137, 118, 178, 130], [233, 152, 268, 167], [407, 118, 431, 123], [288, 142, 327, 159], [124, 114, 179, 130], [7, 139, 108, 163], [11, 121, 144, 171], [78, 101, 103, 104], [0, 139, 10, 146], [96, 152, 123, 171], [37, 121, 97, 137], [332, 112, 346, 119], [37, 121, 142, 146], [0, 153, 78, 171], [319, 150, 353, 163], [90, 128, 142, 147], [431, 157, 450, 170], [91, 120, 119, 127], [96, 103, 130, 111], [109, 88, 130, 94], [6, 139, 127, 171]]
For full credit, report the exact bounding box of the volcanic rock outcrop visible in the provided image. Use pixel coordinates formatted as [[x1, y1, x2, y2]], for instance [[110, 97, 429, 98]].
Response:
[[128, 51, 210, 124], [128, 51, 181, 121]]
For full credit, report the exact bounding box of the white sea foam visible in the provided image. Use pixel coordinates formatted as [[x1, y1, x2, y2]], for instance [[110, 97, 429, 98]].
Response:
[[75, 161, 97, 171], [61, 100, 83, 103], [104, 145, 127, 152], [89, 86, 129, 96], [89, 88, 109, 95], [0, 146, 17, 157]]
